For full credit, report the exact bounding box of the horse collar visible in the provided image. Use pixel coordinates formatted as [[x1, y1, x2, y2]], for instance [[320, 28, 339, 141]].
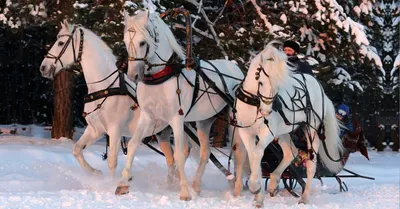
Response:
[[144, 65, 173, 81], [142, 53, 183, 85], [236, 85, 260, 107]]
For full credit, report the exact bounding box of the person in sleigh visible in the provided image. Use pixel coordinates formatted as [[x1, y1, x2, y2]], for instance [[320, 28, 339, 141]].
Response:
[[335, 104, 369, 160]]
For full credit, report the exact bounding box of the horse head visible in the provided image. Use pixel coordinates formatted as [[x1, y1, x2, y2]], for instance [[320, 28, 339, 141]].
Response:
[[123, 6, 185, 82], [40, 20, 82, 79], [256, 41, 292, 115]]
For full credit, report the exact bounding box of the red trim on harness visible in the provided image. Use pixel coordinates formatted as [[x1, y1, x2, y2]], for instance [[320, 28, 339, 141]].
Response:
[[143, 65, 173, 81]]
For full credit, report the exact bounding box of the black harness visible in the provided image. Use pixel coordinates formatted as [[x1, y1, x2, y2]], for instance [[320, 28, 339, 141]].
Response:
[[44, 26, 138, 117], [82, 69, 139, 117], [45, 26, 84, 74]]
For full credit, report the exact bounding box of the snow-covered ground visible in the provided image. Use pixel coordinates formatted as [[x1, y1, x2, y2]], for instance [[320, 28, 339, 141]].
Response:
[[0, 132, 399, 209]]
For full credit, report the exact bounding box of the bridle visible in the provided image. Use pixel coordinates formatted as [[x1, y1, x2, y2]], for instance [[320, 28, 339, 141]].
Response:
[[127, 29, 150, 65], [255, 61, 277, 107], [44, 26, 84, 73], [233, 58, 278, 131]]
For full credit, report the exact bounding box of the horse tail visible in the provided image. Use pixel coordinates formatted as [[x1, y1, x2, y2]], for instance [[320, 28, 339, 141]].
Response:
[[318, 96, 345, 174]]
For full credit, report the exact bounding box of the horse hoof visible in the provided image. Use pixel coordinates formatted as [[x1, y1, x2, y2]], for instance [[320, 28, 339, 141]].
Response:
[[249, 187, 261, 195], [269, 188, 278, 197], [192, 183, 201, 195], [92, 169, 103, 177], [233, 189, 241, 197], [115, 185, 130, 195], [180, 195, 192, 201], [252, 201, 263, 208], [298, 197, 309, 204]]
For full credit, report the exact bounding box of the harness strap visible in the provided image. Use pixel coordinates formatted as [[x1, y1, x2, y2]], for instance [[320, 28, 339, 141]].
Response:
[[185, 73, 200, 117], [142, 53, 184, 85], [193, 63, 235, 108], [84, 88, 129, 103], [83, 71, 139, 116], [202, 59, 232, 100], [236, 85, 260, 107]]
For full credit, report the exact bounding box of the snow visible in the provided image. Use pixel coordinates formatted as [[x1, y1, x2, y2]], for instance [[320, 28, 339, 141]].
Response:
[[353, 6, 361, 16], [328, 67, 365, 92], [73, 1, 88, 9], [280, 14, 287, 24], [350, 80, 363, 91], [235, 28, 246, 37], [393, 17, 400, 27], [250, 0, 273, 32], [29, 3, 47, 18], [305, 56, 319, 66], [0, 14, 7, 24], [0, 128, 399, 209], [125, 0, 157, 14], [394, 54, 400, 69], [390, 54, 400, 77], [142, 0, 157, 14], [360, 3, 369, 14]]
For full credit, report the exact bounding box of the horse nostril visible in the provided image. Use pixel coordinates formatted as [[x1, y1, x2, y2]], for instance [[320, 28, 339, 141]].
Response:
[[40, 66, 46, 72]]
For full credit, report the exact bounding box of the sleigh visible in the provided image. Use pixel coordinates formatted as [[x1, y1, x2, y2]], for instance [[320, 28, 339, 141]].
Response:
[[256, 124, 374, 197]]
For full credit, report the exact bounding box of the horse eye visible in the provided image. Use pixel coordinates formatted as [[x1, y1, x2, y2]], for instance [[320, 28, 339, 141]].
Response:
[[139, 41, 146, 47], [58, 41, 64, 46]]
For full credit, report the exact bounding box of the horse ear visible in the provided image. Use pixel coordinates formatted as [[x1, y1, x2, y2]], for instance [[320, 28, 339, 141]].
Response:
[[123, 9, 130, 23], [63, 20, 70, 30], [60, 21, 65, 29]]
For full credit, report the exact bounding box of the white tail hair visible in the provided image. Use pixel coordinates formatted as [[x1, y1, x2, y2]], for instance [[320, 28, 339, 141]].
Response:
[[318, 96, 345, 174]]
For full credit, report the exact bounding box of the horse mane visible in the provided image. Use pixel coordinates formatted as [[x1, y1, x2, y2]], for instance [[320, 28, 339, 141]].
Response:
[[258, 41, 293, 88], [67, 24, 117, 63], [124, 12, 186, 60]]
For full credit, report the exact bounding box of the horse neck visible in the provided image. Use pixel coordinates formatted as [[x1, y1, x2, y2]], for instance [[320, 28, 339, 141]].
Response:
[[80, 37, 118, 93], [242, 63, 261, 95], [147, 36, 175, 74]]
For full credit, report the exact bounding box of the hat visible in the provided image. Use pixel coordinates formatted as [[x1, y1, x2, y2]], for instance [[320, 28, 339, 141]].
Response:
[[283, 40, 300, 53], [336, 104, 350, 117]]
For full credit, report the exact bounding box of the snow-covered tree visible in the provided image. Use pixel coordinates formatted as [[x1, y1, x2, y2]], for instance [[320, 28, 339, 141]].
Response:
[[0, 0, 51, 124]]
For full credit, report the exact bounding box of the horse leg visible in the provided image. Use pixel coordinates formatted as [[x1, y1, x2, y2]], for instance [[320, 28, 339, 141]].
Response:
[[157, 127, 175, 185], [170, 116, 191, 201], [183, 132, 191, 160], [192, 118, 215, 195], [299, 129, 319, 204], [269, 134, 298, 197], [232, 126, 247, 197], [239, 128, 273, 208], [115, 113, 153, 195], [73, 126, 104, 176], [107, 128, 122, 178]]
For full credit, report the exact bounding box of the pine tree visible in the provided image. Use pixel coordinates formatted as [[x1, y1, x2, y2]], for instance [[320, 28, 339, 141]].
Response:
[[0, 0, 51, 125]]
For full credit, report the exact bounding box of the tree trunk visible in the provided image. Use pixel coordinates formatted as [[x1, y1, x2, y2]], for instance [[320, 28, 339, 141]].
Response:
[[51, 71, 74, 139], [392, 126, 399, 152], [376, 126, 385, 152]]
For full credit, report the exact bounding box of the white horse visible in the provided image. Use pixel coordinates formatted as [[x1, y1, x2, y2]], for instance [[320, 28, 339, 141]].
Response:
[[39, 21, 184, 182], [235, 42, 344, 207], [116, 9, 247, 200]]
